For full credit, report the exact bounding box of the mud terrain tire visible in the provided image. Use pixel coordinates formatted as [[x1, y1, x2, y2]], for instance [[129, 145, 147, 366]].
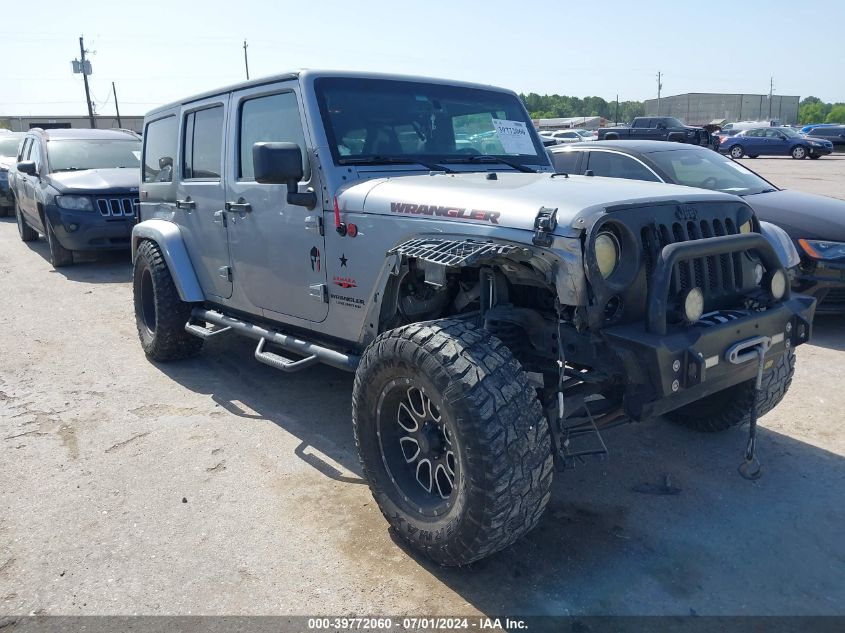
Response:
[[666, 348, 795, 432], [352, 319, 553, 566], [133, 240, 203, 361]]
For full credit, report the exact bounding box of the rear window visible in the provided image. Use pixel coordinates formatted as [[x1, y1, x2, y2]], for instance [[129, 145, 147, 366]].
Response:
[[143, 115, 177, 183]]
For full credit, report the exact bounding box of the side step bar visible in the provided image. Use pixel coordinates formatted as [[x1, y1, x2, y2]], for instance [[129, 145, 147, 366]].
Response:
[[186, 308, 359, 373]]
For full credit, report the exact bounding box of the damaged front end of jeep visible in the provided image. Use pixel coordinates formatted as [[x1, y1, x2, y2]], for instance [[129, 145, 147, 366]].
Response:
[[384, 197, 815, 472]]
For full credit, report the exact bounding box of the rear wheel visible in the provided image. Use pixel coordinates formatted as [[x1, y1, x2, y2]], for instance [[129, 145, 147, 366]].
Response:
[[352, 319, 553, 566], [15, 200, 38, 242], [45, 219, 73, 267], [666, 349, 795, 432], [133, 240, 203, 361], [729, 145, 744, 159], [791, 145, 808, 159]]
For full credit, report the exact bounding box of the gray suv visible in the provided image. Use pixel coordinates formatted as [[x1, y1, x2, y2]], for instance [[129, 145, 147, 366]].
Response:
[[133, 71, 815, 565]]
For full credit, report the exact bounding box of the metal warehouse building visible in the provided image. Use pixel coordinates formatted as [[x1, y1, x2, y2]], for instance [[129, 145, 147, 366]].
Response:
[[643, 93, 800, 126], [0, 115, 143, 134]]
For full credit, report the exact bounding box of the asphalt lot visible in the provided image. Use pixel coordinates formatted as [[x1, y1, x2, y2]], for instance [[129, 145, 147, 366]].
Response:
[[1, 156, 844, 617]]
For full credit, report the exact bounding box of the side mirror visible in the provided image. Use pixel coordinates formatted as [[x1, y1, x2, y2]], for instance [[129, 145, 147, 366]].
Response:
[[17, 160, 37, 176], [252, 142, 316, 208]]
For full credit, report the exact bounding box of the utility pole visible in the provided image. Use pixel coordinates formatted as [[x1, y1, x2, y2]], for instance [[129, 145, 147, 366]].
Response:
[[112, 82, 122, 128], [615, 94, 619, 125], [243, 40, 250, 80], [768, 76, 774, 120], [656, 72, 663, 116], [79, 36, 95, 128]]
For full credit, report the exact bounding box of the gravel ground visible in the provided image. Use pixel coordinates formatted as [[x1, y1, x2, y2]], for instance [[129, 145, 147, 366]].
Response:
[[1, 158, 844, 617]]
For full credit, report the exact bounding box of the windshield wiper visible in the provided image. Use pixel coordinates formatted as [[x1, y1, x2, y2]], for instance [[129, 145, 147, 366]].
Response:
[[447, 155, 539, 173], [53, 167, 85, 172], [746, 188, 778, 195], [339, 156, 454, 173]]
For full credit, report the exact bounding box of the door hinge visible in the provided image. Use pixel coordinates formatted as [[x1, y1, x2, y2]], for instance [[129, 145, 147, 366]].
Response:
[[213, 209, 227, 227], [219, 266, 233, 282], [305, 214, 324, 236], [309, 283, 328, 303]]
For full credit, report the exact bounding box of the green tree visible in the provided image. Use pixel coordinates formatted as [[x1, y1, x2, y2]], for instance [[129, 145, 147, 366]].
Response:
[[799, 102, 826, 124], [825, 104, 845, 124]]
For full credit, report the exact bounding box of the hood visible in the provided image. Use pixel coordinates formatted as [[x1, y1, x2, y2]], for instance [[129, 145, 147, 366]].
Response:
[[743, 189, 845, 241], [46, 168, 140, 194], [337, 172, 739, 235], [0, 156, 14, 170]]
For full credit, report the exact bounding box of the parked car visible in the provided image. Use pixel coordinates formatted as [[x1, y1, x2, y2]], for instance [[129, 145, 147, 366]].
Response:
[[8, 128, 141, 267], [0, 131, 25, 217], [598, 116, 711, 146], [132, 70, 812, 565], [800, 123, 838, 134], [549, 140, 845, 312], [804, 125, 845, 152], [542, 129, 597, 143], [719, 127, 833, 159]]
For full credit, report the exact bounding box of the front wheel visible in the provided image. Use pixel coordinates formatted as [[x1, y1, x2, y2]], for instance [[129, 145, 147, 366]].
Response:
[[45, 219, 73, 267], [809, 153, 821, 159], [666, 348, 795, 432], [133, 240, 203, 361], [791, 146, 808, 159], [729, 145, 744, 159], [352, 319, 553, 566]]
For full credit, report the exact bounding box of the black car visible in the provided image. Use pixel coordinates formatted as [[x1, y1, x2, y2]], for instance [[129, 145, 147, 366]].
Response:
[[805, 125, 845, 152], [598, 117, 712, 147], [549, 140, 845, 313], [0, 131, 25, 216], [8, 128, 140, 267]]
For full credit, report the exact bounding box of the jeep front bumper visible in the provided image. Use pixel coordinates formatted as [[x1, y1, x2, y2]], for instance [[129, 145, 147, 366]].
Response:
[[602, 233, 816, 420]]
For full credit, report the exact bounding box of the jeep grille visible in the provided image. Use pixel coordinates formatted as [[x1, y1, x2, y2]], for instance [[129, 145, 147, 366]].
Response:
[[640, 217, 745, 299], [96, 197, 138, 217]]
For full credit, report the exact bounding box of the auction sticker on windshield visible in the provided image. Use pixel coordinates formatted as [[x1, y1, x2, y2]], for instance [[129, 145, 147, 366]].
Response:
[[492, 118, 536, 155]]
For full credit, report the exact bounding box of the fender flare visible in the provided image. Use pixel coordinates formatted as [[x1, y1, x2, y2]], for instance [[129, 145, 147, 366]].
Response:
[[759, 220, 800, 269], [131, 219, 204, 302]]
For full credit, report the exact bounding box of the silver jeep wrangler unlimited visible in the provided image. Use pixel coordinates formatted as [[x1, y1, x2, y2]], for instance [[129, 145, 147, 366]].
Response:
[[132, 71, 815, 565]]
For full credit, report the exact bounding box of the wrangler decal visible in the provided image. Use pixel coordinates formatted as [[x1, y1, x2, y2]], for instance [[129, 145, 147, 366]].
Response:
[[390, 202, 501, 225]]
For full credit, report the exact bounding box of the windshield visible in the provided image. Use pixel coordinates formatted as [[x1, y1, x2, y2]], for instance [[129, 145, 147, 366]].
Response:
[[648, 148, 775, 195], [0, 137, 22, 157], [575, 129, 593, 137], [48, 139, 141, 172], [779, 127, 801, 138], [315, 77, 547, 168]]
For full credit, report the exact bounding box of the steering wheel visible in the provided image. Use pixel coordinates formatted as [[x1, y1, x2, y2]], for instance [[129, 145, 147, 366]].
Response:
[[701, 176, 718, 189]]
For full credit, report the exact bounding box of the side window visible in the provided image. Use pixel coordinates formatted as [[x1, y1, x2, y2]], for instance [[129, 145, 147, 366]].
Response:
[[30, 141, 42, 171], [764, 129, 781, 138], [551, 151, 580, 174], [587, 152, 659, 182], [142, 116, 178, 183], [18, 138, 31, 161], [239, 91, 307, 180], [183, 106, 224, 180]]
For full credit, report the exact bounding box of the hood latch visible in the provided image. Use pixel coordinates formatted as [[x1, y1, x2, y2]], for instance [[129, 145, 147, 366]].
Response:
[[533, 207, 558, 247]]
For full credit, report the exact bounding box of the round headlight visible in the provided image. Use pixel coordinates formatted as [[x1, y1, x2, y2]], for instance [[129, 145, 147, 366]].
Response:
[[740, 220, 753, 234], [683, 287, 705, 323], [595, 232, 620, 279], [767, 269, 787, 300]]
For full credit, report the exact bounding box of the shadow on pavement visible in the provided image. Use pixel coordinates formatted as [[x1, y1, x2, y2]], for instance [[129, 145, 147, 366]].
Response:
[[154, 330, 845, 615], [809, 315, 845, 352], [21, 235, 131, 283]]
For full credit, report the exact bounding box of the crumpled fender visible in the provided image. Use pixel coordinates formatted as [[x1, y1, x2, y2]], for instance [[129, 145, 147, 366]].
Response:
[[131, 219, 204, 302]]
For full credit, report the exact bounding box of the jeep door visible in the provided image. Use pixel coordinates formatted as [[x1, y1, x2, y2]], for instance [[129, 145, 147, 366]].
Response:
[[225, 84, 328, 322], [176, 99, 233, 299]]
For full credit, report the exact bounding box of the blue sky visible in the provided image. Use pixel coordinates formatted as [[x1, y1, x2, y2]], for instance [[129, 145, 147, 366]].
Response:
[[1, 0, 842, 117]]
